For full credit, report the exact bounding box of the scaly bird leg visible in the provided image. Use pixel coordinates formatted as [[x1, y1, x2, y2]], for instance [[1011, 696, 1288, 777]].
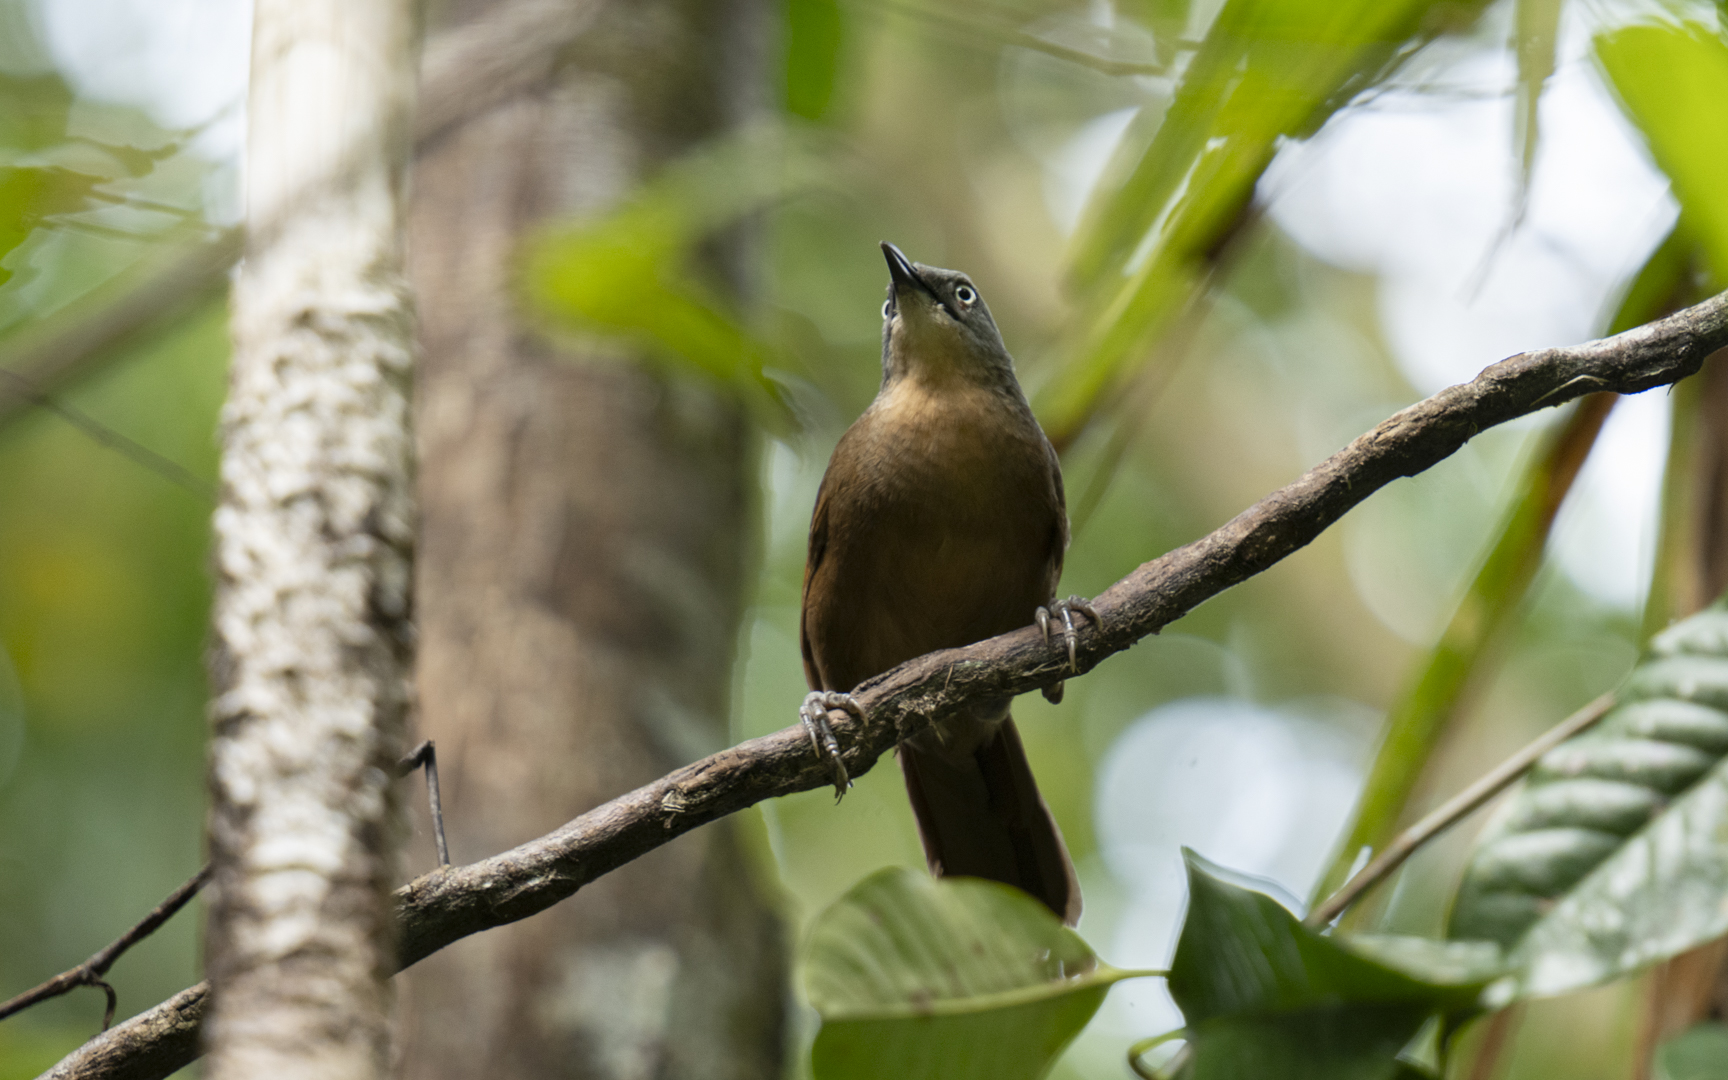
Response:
[[1037, 596, 1100, 703], [800, 691, 861, 800]]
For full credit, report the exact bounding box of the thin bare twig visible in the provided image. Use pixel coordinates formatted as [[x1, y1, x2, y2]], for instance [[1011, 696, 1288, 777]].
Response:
[[395, 740, 451, 867], [0, 866, 210, 1030], [1305, 693, 1617, 928], [2, 745, 449, 1034], [0, 367, 215, 500], [37, 286, 1728, 1080]]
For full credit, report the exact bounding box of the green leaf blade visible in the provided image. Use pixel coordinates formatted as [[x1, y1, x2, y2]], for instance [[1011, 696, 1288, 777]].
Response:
[[1447, 602, 1728, 1000], [1044, 0, 1496, 445], [1170, 853, 1501, 1079], [811, 986, 1110, 1080], [1507, 758, 1728, 998], [519, 128, 832, 427], [1187, 1005, 1432, 1080], [1512, 0, 1564, 205], [801, 868, 1139, 1080], [1596, 22, 1728, 285]]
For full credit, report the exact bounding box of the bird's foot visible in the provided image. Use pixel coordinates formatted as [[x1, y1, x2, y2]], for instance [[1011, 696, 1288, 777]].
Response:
[[800, 691, 861, 801], [1037, 596, 1100, 702]]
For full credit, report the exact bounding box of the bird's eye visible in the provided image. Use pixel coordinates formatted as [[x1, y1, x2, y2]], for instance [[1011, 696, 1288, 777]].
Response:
[[955, 285, 977, 305], [882, 300, 893, 319]]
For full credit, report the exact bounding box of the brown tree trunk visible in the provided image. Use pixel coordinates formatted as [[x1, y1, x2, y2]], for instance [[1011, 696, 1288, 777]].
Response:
[[395, 1, 786, 1078]]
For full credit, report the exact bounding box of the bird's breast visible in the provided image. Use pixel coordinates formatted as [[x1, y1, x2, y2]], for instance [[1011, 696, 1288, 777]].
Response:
[[858, 378, 1047, 513], [806, 376, 1060, 691]]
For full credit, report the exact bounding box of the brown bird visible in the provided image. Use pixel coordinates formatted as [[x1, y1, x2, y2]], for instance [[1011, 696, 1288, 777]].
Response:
[[798, 242, 1095, 925]]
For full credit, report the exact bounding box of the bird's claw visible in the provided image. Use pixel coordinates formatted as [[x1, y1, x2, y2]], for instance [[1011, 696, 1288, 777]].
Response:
[[800, 691, 860, 800], [1037, 595, 1100, 673]]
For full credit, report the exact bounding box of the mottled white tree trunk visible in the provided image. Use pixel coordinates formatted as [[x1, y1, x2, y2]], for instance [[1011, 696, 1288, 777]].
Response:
[[204, 2, 418, 1079]]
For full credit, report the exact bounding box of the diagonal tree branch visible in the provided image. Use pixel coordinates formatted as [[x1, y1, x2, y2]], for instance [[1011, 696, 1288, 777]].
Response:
[[36, 289, 1728, 1080]]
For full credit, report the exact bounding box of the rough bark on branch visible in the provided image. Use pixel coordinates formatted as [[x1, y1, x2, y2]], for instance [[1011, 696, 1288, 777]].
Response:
[[38, 288, 1728, 1080]]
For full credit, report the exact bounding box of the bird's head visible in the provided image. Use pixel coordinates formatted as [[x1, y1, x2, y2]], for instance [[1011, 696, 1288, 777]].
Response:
[[879, 242, 1015, 387]]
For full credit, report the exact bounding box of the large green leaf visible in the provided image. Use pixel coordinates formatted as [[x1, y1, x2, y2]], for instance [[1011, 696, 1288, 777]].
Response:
[[1448, 600, 1728, 998], [1170, 853, 1500, 1080], [1596, 22, 1728, 286], [802, 868, 1146, 1080]]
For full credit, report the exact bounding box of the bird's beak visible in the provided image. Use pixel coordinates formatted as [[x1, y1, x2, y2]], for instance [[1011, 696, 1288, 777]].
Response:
[[881, 242, 936, 302]]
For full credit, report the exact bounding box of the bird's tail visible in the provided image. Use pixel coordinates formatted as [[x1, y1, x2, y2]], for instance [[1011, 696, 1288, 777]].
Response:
[[898, 717, 1081, 925]]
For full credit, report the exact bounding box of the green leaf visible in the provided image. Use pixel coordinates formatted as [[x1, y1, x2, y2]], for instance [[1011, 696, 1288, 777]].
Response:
[[0, 72, 84, 291], [522, 126, 828, 424], [0, 70, 180, 297], [1448, 599, 1728, 999], [1596, 22, 1728, 286], [1063, 0, 1445, 290], [1339, 935, 1507, 988], [1170, 852, 1499, 1080], [1512, 0, 1564, 213], [1653, 1021, 1728, 1080], [1042, 0, 1495, 445], [802, 867, 1146, 1080]]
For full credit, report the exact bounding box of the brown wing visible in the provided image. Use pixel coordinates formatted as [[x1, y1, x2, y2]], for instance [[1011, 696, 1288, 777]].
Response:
[[799, 474, 831, 692], [1039, 433, 1072, 704], [1041, 432, 1069, 607]]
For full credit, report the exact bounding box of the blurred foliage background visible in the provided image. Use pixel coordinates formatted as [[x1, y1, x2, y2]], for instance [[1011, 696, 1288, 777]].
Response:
[[1, 0, 1724, 1076]]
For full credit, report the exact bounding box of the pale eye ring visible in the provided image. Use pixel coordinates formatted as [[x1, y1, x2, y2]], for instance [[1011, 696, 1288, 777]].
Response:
[[881, 300, 893, 318], [955, 285, 977, 305]]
